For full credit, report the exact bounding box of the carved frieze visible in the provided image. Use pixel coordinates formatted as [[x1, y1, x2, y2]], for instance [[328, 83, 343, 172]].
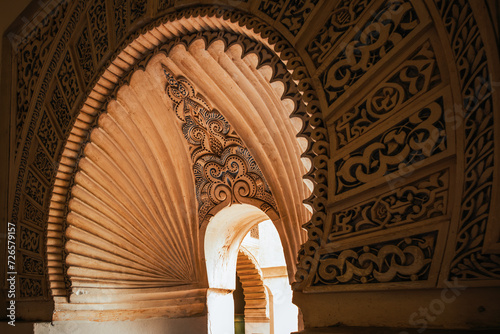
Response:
[[280, 0, 319, 36], [334, 97, 447, 195], [25, 171, 47, 207], [76, 26, 95, 85], [33, 144, 56, 181], [19, 277, 44, 298], [433, 0, 497, 280], [36, 110, 59, 158], [333, 41, 441, 150], [306, 0, 374, 67], [49, 84, 71, 131], [57, 51, 80, 108], [114, 0, 128, 42], [23, 198, 45, 229], [10, 0, 85, 301], [316, 232, 437, 286], [329, 170, 448, 239], [19, 225, 41, 254], [131, 0, 148, 24], [88, 0, 109, 64], [320, 0, 420, 105], [14, 0, 69, 156], [258, 0, 285, 20], [158, 0, 174, 11], [21, 253, 45, 275]]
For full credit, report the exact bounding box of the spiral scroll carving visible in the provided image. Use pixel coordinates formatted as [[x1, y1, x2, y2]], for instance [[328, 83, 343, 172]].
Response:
[[316, 233, 436, 285], [164, 69, 277, 224], [7, 0, 497, 305], [433, 0, 498, 280]]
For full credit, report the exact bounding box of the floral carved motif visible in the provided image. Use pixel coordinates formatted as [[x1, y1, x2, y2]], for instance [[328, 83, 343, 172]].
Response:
[[163, 68, 277, 224], [433, 0, 498, 280], [33, 145, 56, 181], [333, 41, 441, 149], [131, 0, 148, 24], [158, 0, 174, 11], [280, 0, 319, 36], [19, 225, 41, 253], [320, 0, 419, 105], [49, 85, 71, 131], [258, 0, 285, 20], [76, 26, 95, 85], [114, 0, 128, 41], [259, 0, 286, 20], [37, 110, 59, 158], [88, 0, 109, 64], [306, 0, 374, 67], [57, 51, 80, 108], [25, 171, 46, 207], [335, 97, 447, 194], [19, 277, 44, 298], [23, 198, 45, 228], [316, 233, 436, 285], [21, 254, 44, 275]]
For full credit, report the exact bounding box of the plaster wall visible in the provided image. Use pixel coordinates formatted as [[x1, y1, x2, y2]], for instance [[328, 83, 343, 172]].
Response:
[[264, 276, 297, 334], [255, 221, 287, 269], [246, 321, 271, 334], [33, 316, 207, 334]]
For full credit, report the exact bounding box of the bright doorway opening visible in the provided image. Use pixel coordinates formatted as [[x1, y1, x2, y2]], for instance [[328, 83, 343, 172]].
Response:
[[204, 204, 298, 334]]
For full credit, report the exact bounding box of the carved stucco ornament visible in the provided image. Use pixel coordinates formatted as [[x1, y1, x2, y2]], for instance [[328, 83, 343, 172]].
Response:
[[163, 67, 278, 225], [6, 0, 498, 304]]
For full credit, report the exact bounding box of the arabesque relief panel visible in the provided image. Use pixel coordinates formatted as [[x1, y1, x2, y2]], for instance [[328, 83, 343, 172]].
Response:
[[1, 0, 498, 319]]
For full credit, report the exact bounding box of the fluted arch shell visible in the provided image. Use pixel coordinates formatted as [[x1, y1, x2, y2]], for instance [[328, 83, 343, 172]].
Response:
[[52, 38, 311, 317]]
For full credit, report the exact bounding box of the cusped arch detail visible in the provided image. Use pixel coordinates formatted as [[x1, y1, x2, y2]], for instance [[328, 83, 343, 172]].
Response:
[[2, 0, 498, 329], [45, 8, 329, 320]]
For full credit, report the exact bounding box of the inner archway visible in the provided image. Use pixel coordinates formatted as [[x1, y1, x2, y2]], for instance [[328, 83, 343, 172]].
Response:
[[2, 0, 499, 332], [238, 221, 299, 334], [236, 247, 268, 332], [204, 204, 297, 334]]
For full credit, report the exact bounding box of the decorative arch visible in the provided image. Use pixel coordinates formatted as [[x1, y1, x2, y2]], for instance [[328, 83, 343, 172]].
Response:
[[45, 12, 324, 320], [3, 0, 499, 330], [161, 64, 277, 224], [203, 204, 272, 334], [236, 247, 269, 323]]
